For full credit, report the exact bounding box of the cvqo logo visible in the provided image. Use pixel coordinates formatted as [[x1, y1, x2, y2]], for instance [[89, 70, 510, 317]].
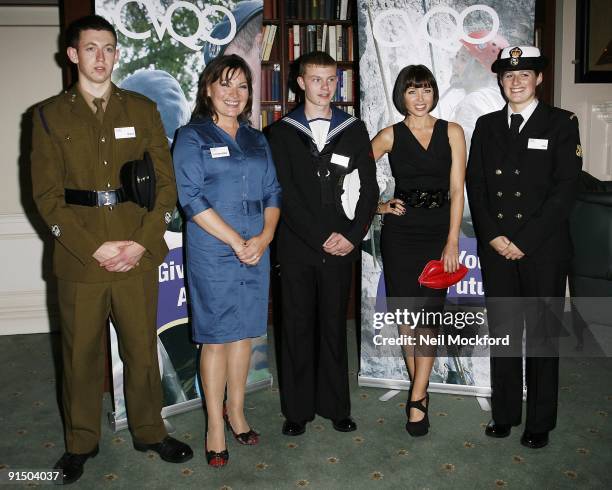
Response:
[[110, 0, 236, 51], [373, 4, 500, 51]]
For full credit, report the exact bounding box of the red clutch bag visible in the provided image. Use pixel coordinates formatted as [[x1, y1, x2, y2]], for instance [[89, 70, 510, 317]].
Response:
[[418, 259, 468, 289]]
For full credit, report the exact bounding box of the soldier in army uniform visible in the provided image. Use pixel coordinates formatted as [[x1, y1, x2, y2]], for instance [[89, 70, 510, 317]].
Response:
[[466, 46, 582, 449], [31, 15, 192, 484]]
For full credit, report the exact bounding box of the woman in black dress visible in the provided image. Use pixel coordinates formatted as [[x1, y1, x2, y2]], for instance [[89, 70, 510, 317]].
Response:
[[371, 65, 466, 436]]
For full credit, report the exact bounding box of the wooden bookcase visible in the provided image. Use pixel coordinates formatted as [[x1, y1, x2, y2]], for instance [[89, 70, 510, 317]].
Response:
[[261, 0, 360, 128]]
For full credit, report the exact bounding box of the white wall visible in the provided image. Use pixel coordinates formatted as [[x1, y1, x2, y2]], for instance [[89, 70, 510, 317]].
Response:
[[555, 0, 612, 180], [0, 6, 62, 334]]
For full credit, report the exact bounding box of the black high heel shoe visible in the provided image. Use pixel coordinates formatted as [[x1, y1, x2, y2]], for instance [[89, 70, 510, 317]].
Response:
[[223, 405, 259, 445], [405, 382, 428, 417], [405, 395, 430, 437]]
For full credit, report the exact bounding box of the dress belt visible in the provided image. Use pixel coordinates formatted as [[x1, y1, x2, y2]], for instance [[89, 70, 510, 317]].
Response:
[[214, 200, 263, 216], [64, 188, 128, 207], [395, 188, 449, 209]]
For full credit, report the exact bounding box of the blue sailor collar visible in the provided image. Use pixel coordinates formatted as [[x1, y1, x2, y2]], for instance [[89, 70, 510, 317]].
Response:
[[282, 104, 358, 146]]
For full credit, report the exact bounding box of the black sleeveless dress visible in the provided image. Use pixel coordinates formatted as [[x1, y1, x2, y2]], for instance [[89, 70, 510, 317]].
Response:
[[380, 119, 452, 308]]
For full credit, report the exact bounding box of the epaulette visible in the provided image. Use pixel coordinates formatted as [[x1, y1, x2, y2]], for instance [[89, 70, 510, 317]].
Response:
[[570, 113, 577, 120], [116, 87, 154, 105], [35, 93, 62, 135]]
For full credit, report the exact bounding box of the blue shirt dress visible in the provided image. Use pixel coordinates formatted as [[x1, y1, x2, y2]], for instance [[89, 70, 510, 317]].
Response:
[[173, 117, 281, 344]]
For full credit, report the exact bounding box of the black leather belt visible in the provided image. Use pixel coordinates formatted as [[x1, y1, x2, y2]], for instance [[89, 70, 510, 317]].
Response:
[[395, 188, 449, 209], [64, 188, 128, 207]]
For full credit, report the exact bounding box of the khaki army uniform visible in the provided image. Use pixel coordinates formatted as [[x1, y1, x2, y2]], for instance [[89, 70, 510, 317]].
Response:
[[31, 84, 177, 453]]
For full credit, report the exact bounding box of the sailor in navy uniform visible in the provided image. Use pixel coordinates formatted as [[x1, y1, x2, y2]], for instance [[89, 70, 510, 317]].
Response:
[[266, 51, 378, 436], [466, 46, 583, 448]]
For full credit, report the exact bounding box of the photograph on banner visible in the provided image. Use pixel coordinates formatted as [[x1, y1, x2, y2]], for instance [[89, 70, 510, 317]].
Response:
[[357, 0, 536, 392], [94, 0, 272, 426]]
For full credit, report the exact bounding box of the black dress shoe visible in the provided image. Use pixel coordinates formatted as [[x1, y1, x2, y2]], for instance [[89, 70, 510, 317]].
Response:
[[332, 417, 357, 432], [53, 446, 99, 485], [520, 430, 549, 449], [484, 420, 511, 438], [133, 436, 193, 463], [282, 420, 306, 436]]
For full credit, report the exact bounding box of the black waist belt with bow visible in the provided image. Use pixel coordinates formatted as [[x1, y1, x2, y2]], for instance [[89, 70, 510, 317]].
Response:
[[64, 188, 128, 207]]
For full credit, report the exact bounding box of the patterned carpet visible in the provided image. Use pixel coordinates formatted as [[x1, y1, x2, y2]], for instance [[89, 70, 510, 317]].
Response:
[[0, 322, 610, 489]]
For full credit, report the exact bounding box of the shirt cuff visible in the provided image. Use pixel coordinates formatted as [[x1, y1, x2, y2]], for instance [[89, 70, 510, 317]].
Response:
[[183, 196, 211, 220], [263, 194, 282, 209]]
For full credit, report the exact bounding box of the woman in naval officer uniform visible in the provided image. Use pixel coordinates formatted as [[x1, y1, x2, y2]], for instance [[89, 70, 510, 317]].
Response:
[[466, 46, 582, 449]]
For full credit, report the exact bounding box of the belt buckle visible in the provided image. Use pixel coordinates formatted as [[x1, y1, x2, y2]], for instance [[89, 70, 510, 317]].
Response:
[[97, 190, 116, 207]]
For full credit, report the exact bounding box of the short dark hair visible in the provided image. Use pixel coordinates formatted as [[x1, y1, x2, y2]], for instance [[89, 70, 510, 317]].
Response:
[[392, 65, 439, 115], [65, 15, 117, 49], [298, 51, 337, 77], [192, 54, 253, 123]]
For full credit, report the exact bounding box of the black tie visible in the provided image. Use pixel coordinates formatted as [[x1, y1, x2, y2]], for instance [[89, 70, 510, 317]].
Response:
[[510, 113, 523, 138]]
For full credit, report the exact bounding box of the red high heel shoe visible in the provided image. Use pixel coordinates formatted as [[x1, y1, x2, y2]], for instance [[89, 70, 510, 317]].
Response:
[[223, 405, 259, 445], [205, 443, 229, 468]]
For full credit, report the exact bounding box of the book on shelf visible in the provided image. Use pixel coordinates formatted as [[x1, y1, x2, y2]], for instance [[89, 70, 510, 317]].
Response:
[[288, 24, 353, 61], [261, 24, 278, 61], [331, 68, 353, 103], [260, 104, 283, 129], [292, 24, 300, 60], [263, 0, 277, 19], [307, 24, 316, 54], [285, 0, 352, 20], [261, 63, 282, 103], [287, 87, 296, 103], [328, 25, 336, 60]]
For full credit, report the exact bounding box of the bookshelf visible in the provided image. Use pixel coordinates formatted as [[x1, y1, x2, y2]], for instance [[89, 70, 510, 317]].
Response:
[[260, 0, 359, 129]]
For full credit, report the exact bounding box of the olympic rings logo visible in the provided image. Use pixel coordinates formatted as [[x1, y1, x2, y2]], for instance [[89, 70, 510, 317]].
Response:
[[372, 5, 500, 51], [109, 0, 236, 51]]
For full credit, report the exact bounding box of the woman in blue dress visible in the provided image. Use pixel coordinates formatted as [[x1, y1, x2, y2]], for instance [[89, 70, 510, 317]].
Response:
[[173, 55, 281, 467]]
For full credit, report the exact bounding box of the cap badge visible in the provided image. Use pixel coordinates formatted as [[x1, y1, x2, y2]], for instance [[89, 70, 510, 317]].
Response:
[[510, 47, 523, 66]]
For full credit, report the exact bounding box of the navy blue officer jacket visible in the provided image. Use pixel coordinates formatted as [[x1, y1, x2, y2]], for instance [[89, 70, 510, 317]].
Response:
[[466, 101, 583, 261]]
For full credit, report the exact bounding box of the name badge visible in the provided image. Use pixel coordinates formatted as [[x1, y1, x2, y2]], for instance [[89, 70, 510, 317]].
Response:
[[210, 146, 230, 158], [527, 138, 548, 150], [331, 153, 350, 168], [114, 127, 136, 139]]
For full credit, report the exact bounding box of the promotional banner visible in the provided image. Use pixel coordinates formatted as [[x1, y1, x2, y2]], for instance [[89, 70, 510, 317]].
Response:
[[357, 0, 536, 396], [94, 0, 272, 430]]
